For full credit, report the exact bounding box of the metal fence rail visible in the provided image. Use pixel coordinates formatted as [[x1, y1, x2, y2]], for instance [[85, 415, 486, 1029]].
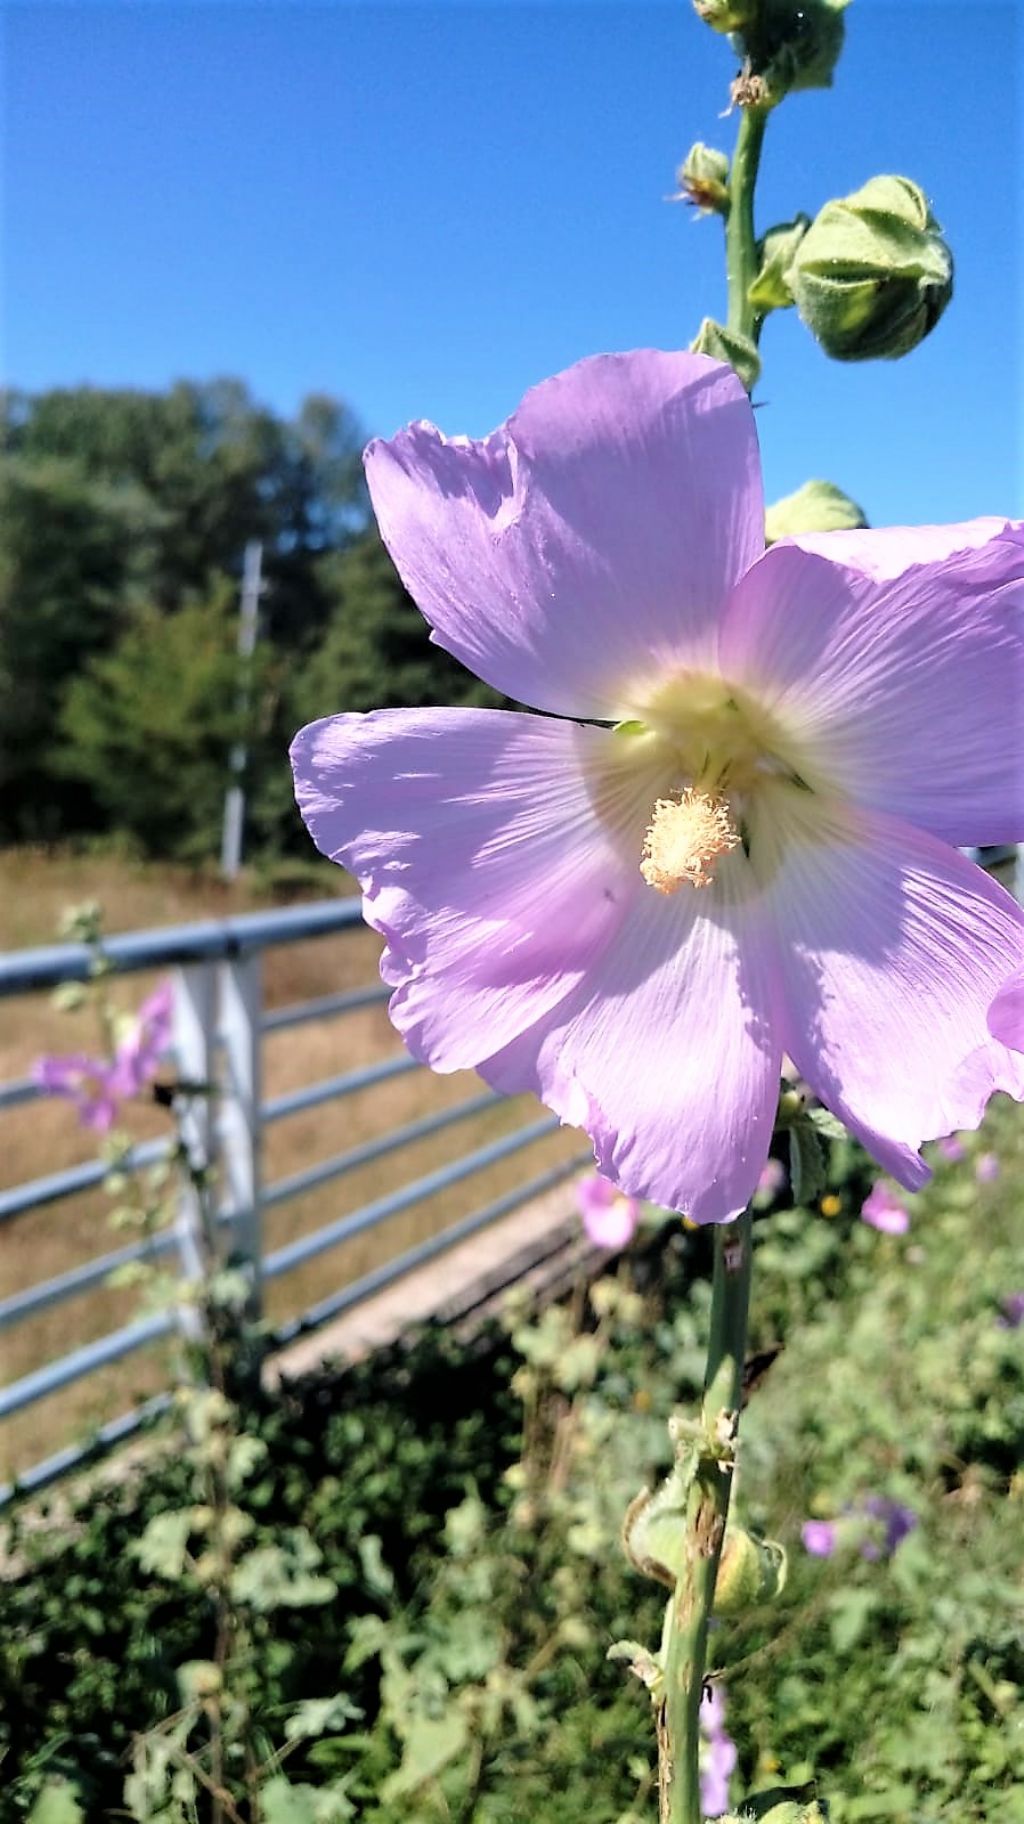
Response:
[[0, 898, 588, 1502]]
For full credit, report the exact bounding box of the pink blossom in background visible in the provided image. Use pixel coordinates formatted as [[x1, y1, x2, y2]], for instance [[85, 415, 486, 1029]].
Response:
[[974, 1151, 1000, 1184], [802, 1498, 917, 1562], [997, 1292, 1024, 1330], [860, 1182, 911, 1235], [291, 350, 1024, 1224], [577, 1173, 641, 1250], [35, 980, 173, 1131], [757, 1156, 787, 1197], [32, 1053, 123, 1133], [110, 982, 174, 1097], [859, 1496, 918, 1560], [937, 1134, 966, 1163], [699, 1684, 737, 1820], [801, 1519, 838, 1557]]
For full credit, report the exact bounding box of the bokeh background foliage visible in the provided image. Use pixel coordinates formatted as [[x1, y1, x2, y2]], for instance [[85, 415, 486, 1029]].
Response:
[[0, 381, 498, 860], [3, 1111, 1021, 1822]]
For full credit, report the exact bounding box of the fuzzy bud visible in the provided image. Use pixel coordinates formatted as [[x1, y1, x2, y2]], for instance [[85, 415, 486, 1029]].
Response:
[[734, 0, 851, 108], [677, 142, 731, 216], [693, 0, 756, 32], [765, 479, 867, 543], [748, 215, 809, 312], [690, 317, 762, 393], [789, 175, 953, 361], [714, 1525, 787, 1614]]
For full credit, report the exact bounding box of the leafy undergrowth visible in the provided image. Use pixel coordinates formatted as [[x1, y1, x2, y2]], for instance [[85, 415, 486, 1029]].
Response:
[[2, 1106, 1022, 1823]]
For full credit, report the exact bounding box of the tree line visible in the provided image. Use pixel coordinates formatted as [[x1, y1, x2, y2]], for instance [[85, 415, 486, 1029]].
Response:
[[0, 379, 498, 861]]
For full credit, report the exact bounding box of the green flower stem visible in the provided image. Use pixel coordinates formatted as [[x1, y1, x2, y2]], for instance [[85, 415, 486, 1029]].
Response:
[[662, 1211, 754, 1824], [725, 105, 769, 343]]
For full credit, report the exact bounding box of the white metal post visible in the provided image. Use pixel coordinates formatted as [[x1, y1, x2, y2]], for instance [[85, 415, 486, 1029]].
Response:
[[220, 538, 264, 881], [219, 952, 263, 1316], [172, 962, 219, 1337]]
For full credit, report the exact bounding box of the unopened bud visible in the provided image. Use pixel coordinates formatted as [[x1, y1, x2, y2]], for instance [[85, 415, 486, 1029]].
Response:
[[714, 1525, 787, 1614], [693, 0, 756, 32], [690, 317, 761, 393], [676, 142, 731, 217], [765, 479, 867, 543], [748, 215, 809, 313], [734, 0, 850, 108], [790, 175, 953, 361]]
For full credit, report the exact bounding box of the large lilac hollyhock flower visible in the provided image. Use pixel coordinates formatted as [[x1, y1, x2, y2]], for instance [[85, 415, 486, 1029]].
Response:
[[989, 967, 1024, 1050], [699, 1684, 737, 1819], [291, 350, 1024, 1224]]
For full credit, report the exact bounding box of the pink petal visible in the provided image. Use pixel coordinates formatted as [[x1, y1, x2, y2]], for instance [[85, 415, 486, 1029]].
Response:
[[578, 1175, 640, 1250], [801, 1519, 837, 1558], [989, 968, 1024, 1050], [758, 791, 1024, 1189], [290, 707, 651, 1069], [860, 1182, 910, 1234], [476, 871, 782, 1224], [719, 521, 1024, 846], [365, 351, 764, 721]]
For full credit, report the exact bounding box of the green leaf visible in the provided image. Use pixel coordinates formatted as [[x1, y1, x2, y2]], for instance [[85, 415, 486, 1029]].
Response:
[[789, 1123, 827, 1206], [133, 1509, 193, 1580], [381, 1708, 470, 1800], [230, 1530, 337, 1610], [284, 1694, 362, 1742], [26, 1782, 86, 1824]]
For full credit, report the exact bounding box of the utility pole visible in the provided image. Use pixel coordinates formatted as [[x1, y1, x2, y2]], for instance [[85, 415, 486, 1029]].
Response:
[[220, 539, 263, 881]]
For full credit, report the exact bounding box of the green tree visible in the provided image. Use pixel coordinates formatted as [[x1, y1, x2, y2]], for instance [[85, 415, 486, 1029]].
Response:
[[0, 456, 163, 840], [59, 585, 272, 861], [293, 531, 504, 727]]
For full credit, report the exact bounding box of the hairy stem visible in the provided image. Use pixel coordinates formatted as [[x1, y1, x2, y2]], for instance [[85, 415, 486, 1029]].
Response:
[[661, 1212, 753, 1824], [725, 105, 768, 343]]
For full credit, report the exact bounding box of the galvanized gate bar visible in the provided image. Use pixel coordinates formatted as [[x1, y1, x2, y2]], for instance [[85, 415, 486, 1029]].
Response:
[[263, 1114, 561, 1281], [262, 1089, 500, 1209]]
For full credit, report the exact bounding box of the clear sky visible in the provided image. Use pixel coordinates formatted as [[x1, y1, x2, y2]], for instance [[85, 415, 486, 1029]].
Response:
[[3, 0, 1021, 527]]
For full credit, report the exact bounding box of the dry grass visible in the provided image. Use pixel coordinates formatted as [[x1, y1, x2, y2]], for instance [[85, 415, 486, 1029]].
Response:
[[0, 849, 581, 1483]]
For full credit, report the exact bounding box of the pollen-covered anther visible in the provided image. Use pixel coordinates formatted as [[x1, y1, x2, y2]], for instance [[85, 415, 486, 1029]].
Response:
[[640, 788, 740, 894]]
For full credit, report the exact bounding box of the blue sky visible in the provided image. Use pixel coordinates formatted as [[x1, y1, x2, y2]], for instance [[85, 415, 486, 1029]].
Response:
[[4, 0, 1020, 526]]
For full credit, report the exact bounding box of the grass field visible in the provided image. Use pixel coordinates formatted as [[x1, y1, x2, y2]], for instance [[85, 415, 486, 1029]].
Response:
[[0, 848, 581, 1483]]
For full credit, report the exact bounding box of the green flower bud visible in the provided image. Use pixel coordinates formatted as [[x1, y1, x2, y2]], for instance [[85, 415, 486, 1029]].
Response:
[[714, 1525, 788, 1614], [765, 479, 868, 543], [677, 142, 731, 217], [735, 0, 850, 108], [789, 176, 953, 361], [690, 317, 762, 393], [693, 0, 757, 33], [748, 215, 809, 312]]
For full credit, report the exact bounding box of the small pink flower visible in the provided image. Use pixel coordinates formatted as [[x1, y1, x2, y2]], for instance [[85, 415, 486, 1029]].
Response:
[[997, 1292, 1024, 1330], [32, 1054, 122, 1132], [937, 1134, 966, 1163], [860, 1182, 910, 1234], [974, 1151, 1000, 1184], [35, 980, 173, 1131], [577, 1173, 640, 1250], [757, 1156, 787, 1197], [801, 1519, 837, 1557], [699, 1684, 737, 1819]]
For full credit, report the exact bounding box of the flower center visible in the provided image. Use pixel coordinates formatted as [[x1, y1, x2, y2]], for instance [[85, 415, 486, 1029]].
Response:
[[640, 788, 740, 894]]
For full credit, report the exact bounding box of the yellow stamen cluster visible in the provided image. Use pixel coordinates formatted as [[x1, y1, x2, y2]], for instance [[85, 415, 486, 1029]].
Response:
[[640, 788, 740, 894]]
